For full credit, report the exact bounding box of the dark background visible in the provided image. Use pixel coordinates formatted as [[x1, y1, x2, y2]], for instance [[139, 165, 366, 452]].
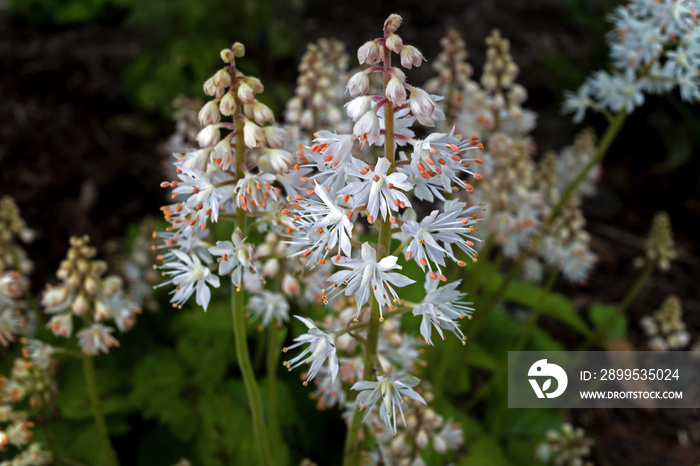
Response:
[[1, 0, 700, 464]]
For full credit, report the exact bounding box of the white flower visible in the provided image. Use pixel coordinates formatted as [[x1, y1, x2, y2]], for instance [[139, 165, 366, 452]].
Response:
[[234, 171, 279, 212], [353, 110, 381, 145], [172, 167, 231, 224], [325, 242, 414, 318], [47, 312, 72, 337], [308, 131, 355, 169], [400, 200, 482, 278], [386, 76, 407, 106], [0, 308, 23, 346], [412, 278, 473, 345], [339, 157, 412, 224], [351, 375, 426, 434], [248, 291, 289, 327], [160, 250, 221, 310], [563, 84, 595, 123], [23, 339, 55, 369], [78, 323, 120, 355], [208, 228, 258, 288], [287, 181, 354, 265], [283, 315, 338, 384]]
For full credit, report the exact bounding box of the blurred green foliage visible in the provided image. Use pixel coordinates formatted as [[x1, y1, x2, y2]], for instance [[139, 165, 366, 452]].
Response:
[[9, 0, 303, 116]]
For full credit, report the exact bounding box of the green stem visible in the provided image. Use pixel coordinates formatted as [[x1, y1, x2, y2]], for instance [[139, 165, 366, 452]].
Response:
[[581, 261, 653, 350], [463, 108, 628, 354], [343, 43, 396, 466], [266, 324, 286, 453], [229, 69, 271, 465], [232, 286, 272, 466], [81, 355, 119, 466]]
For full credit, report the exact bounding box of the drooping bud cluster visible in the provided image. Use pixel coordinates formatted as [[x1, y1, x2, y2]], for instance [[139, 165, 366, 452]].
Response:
[[640, 295, 690, 350], [456, 29, 536, 140], [43, 236, 140, 355], [0, 197, 34, 275], [478, 135, 540, 258], [285, 38, 350, 133], [637, 211, 676, 272], [361, 389, 464, 465], [424, 28, 475, 128], [535, 423, 594, 466], [564, 0, 700, 122], [528, 130, 599, 283], [0, 198, 33, 347]]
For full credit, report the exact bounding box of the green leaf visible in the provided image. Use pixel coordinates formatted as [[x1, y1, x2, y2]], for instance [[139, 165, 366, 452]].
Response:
[[589, 302, 627, 339]]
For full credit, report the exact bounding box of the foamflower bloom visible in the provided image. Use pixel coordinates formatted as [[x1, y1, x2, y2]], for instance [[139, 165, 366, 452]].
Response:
[[351, 375, 426, 434], [283, 315, 338, 383]]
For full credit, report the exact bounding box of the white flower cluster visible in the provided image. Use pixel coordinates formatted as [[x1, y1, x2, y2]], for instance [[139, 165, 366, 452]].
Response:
[[640, 295, 690, 350], [527, 130, 600, 283], [42, 236, 140, 355], [281, 14, 482, 440], [0, 355, 55, 466], [564, 0, 700, 122]]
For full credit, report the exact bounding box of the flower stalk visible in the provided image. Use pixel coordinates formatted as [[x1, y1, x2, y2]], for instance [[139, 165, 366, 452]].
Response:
[[81, 355, 119, 466]]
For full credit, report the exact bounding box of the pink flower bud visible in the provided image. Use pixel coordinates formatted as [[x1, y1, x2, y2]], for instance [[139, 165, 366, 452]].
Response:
[[409, 87, 445, 127], [219, 92, 237, 116], [384, 14, 402, 33], [203, 77, 218, 96], [263, 126, 288, 148], [415, 429, 429, 449], [400, 45, 424, 69], [386, 75, 407, 106], [345, 96, 372, 121], [346, 71, 370, 96], [198, 100, 221, 126], [72, 293, 89, 316], [385, 33, 403, 53], [358, 41, 381, 65]]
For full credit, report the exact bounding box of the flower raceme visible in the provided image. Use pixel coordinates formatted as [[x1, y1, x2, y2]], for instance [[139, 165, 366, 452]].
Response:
[[155, 15, 485, 458]]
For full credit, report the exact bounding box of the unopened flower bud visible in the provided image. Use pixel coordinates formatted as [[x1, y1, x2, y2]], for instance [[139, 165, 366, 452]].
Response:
[[196, 125, 221, 148], [232, 42, 245, 58], [384, 14, 402, 33], [400, 45, 424, 69], [263, 126, 288, 148], [84, 276, 99, 295], [95, 300, 111, 320], [262, 258, 279, 277], [253, 102, 274, 125], [386, 76, 407, 106], [203, 77, 218, 96], [385, 33, 403, 53], [353, 110, 380, 145], [219, 92, 237, 116], [213, 139, 233, 167], [72, 293, 89, 316], [67, 272, 81, 288], [103, 275, 122, 295], [198, 100, 221, 126], [433, 435, 447, 454], [358, 41, 381, 65], [212, 69, 231, 88], [237, 82, 255, 104], [346, 96, 372, 121], [347, 71, 370, 96], [220, 48, 233, 62], [282, 274, 299, 295], [415, 429, 429, 449], [243, 120, 264, 148]]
